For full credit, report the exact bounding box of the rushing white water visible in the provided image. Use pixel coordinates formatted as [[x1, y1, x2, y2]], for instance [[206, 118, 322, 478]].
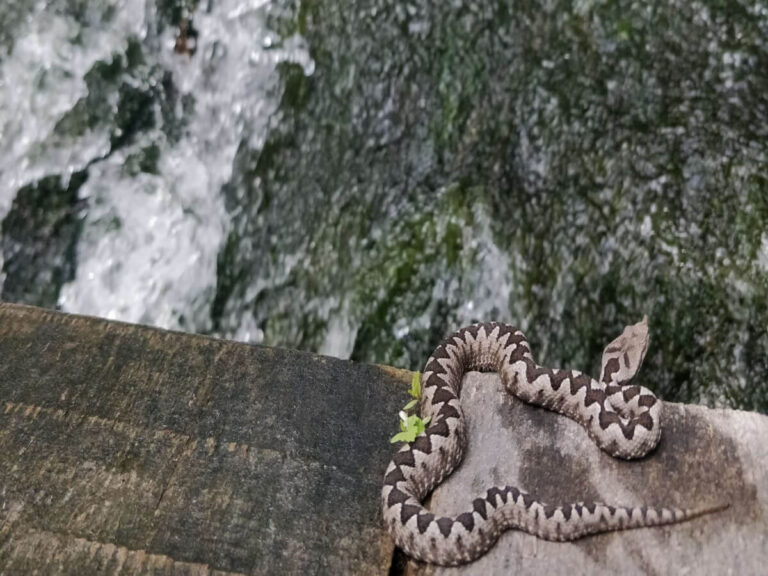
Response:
[[0, 0, 146, 290], [1, 0, 508, 360], [60, 1, 312, 333], [1, 0, 313, 333], [0, 2, 139, 207]]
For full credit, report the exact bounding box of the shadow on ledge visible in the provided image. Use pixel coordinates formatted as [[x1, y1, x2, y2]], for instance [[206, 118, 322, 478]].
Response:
[[0, 302, 410, 575]]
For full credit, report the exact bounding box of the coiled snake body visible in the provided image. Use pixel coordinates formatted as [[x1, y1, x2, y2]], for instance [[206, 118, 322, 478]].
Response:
[[382, 319, 724, 565]]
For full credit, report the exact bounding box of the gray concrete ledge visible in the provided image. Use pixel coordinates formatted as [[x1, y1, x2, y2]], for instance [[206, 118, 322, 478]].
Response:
[[407, 373, 768, 576]]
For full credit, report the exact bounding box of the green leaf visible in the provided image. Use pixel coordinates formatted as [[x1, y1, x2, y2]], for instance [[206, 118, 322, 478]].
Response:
[[409, 415, 425, 436], [422, 416, 431, 426], [390, 385, 432, 443], [391, 412, 434, 443], [408, 372, 421, 399], [390, 432, 408, 443], [390, 428, 419, 443]]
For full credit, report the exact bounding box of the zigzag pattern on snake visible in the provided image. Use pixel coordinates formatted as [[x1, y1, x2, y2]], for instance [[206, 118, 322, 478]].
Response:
[[382, 319, 726, 566]]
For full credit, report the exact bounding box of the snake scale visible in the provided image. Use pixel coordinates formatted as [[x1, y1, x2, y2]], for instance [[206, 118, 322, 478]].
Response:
[[382, 319, 725, 565]]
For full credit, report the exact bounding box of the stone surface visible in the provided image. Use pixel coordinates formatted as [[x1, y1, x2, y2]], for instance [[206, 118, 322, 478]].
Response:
[[2, 301, 767, 575], [404, 373, 768, 575], [0, 302, 409, 575]]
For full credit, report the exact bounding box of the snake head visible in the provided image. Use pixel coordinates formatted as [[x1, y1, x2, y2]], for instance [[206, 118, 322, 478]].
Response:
[[599, 315, 650, 386]]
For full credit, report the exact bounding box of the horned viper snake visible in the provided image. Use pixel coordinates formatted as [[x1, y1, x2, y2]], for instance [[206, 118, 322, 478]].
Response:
[[382, 319, 725, 565]]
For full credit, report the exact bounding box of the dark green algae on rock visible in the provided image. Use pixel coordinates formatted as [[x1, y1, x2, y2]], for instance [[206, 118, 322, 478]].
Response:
[[0, 302, 408, 574], [213, 0, 768, 413]]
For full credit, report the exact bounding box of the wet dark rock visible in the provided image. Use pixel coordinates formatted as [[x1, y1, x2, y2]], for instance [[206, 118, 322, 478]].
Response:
[[1, 172, 87, 308], [52, 38, 186, 150], [215, 0, 768, 413]]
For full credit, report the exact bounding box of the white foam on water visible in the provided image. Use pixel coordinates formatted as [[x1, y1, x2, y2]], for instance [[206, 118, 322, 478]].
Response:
[[758, 233, 768, 274], [0, 0, 147, 290], [454, 206, 517, 328], [0, 1, 144, 201], [53, 0, 313, 332], [57, 144, 225, 329], [319, 298, 359, 359]]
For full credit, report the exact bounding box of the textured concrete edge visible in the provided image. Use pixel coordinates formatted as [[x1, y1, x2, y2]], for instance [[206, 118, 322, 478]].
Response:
[[0, 300, 412, 388]]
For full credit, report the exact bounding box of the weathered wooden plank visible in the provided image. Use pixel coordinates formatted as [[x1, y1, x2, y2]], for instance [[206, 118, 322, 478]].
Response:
[[0, 303, 407, 575]]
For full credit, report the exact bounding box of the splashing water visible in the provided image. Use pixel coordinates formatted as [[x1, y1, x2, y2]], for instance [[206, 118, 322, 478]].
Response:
[[0, 0, 146, 287], [61, 1, 311, 332], [1, 0, 313, 333]]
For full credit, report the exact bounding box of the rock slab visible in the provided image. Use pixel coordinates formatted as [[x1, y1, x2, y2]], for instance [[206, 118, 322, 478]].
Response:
[[0, 303, 409, 575], [2, 301, 767, 575], [405, 373, 768, 576]]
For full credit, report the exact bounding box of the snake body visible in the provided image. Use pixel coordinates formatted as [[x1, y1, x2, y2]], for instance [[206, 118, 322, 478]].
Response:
[[382, 320, 723, 566]]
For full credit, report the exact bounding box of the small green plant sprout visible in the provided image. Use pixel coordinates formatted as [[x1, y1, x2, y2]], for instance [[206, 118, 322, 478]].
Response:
[[403, 371, 421, 410], [390, 372, 431, 443]]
